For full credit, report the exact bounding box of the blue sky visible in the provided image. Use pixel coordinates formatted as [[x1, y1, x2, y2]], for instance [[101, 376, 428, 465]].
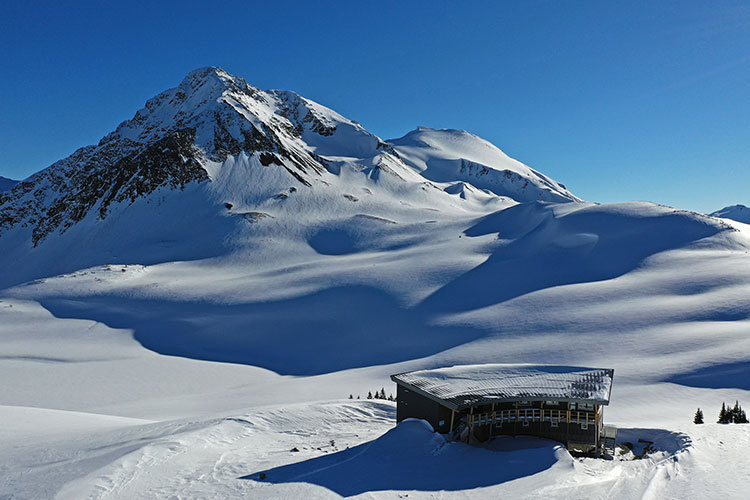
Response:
[[1, 1, 748, 212]]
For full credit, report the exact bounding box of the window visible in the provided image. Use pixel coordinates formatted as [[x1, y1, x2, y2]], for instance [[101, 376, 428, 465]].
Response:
[[545, 400, 558, 406]]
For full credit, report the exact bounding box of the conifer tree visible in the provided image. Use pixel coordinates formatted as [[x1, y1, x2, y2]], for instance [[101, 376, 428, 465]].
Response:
[[730, 399, 742, 424], [735, 402, 749, 424], [718, 402, 727, 423], [367, 391, 373, 399], [380, 388, 386, 399], [349, 394, 353, 399], [694, 408, 704, 424], [739, 408, 749, 424]]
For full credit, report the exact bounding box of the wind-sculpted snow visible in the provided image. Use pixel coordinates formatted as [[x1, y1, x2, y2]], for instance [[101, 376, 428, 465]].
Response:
[[5, 199, 737, 378], [423, 201, 729, 311]]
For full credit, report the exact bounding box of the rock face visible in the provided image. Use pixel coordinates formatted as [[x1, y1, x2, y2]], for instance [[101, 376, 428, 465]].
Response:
[[711, 204, 750, 224], [0, 66, 578, 248]]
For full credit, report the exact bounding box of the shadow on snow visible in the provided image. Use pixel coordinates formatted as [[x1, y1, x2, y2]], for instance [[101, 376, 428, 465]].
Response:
[[36, 202, 728, 375], [420, 202, 723, 313], [665, 361, 750, 390], [239, 424, 691, 497], [39, 285, 485, 376], [240, 419, 563, 496]]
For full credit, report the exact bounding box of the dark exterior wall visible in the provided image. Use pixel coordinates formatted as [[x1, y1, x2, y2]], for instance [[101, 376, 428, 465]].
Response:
[[396, 385, 454, 433]]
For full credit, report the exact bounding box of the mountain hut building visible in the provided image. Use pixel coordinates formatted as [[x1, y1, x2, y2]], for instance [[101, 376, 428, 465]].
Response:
[[390, 364, 615, 455]]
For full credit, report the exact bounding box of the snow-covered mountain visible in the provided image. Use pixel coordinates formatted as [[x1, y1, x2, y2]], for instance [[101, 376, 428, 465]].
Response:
[[390, 127, 578, 203], [2, 68, 750, 499], [0, 176, 18, 192], [711, 204, 750, 224], [0, 66, 579, 288]]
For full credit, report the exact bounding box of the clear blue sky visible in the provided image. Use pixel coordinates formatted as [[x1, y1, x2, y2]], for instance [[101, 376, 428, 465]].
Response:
[[1, 1, 748, 212]]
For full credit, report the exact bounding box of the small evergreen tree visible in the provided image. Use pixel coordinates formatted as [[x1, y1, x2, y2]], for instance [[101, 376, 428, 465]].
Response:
[[367, 391, 373, 399], [730, 400, 741, 423], [349, 394, 353, 399], [718, 402, 728, 424], [694, 408, 704, 424], [379, 388, 386, 399], [738, 408, 749, 424]]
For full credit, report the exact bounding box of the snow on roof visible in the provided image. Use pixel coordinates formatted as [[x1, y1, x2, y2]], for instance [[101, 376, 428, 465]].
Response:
[[391, 364, 614, 410]]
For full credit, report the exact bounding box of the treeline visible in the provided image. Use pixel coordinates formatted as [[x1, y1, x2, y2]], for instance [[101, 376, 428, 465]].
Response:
[[348, 388, 396, 401], [694, 401, 749, 424]]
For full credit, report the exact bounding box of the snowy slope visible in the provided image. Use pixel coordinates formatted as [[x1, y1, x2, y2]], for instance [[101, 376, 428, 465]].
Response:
[[2, 401, 749, 499], [1, 67, 750, 499], [711, 204, 750, 224], [0, 175, 18, 192], [390, 127, 579, 203]]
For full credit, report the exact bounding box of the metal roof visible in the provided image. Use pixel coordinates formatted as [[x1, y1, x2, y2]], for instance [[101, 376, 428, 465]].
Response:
[[391, 364, 614, 410]]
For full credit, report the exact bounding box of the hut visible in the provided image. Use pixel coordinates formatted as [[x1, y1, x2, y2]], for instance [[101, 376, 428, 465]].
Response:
[[390, 364, 615, 455]]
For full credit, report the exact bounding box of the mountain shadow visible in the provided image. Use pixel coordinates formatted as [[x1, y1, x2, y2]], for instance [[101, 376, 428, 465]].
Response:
[[39, 285, 485, 375]]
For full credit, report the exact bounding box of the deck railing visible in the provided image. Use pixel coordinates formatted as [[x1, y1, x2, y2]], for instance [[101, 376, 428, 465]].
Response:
[[467, 408, 598, 429]]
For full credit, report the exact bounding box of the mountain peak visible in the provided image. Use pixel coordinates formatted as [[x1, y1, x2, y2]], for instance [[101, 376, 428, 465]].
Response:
[[0, 68, 580, 251], [183, 66, 229, 80], [711, 204, 750, 224], [390, 126, 579, 203], [177, 66, 247, 94]]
